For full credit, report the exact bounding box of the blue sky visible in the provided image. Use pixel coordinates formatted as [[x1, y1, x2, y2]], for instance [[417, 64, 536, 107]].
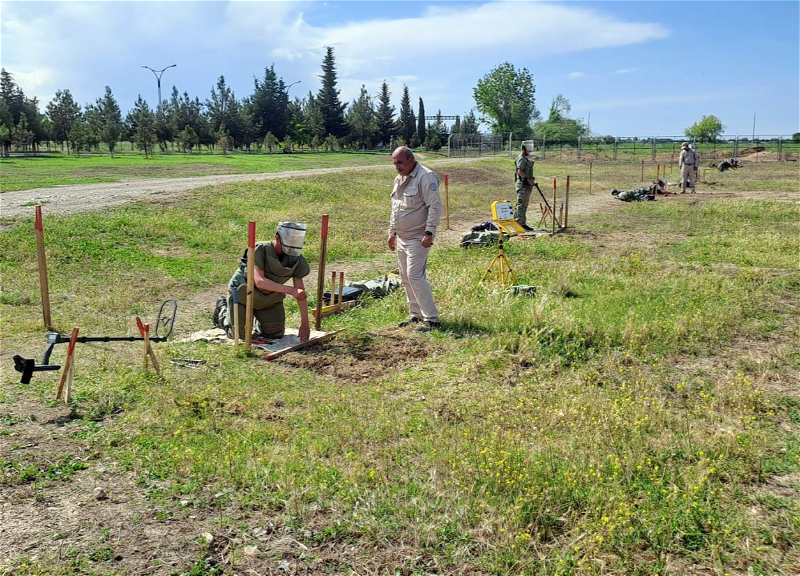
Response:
[[1, 0, 798, 137]]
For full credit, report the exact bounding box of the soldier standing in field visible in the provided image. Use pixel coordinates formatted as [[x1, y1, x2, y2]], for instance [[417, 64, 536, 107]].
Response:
[[514, 144, 536, 231], [679, 142, 699, 193]]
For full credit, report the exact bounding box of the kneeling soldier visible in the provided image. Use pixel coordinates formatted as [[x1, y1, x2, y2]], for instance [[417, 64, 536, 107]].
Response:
[[225, 221, 311, 343]]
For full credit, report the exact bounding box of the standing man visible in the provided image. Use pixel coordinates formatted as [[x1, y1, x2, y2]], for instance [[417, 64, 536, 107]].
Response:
[[679, 142, 699, 193], [223, 221, 311, 342], [388, 146, 443, 332], [514, 144, 536, 231]]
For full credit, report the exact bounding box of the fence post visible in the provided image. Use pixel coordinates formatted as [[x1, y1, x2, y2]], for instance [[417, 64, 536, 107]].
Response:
[[613, 137, 618, 162], [734, 135, 739, 158], [651, 137, 656, 162], [778, 136, 783, 161], [542, 136, 546, 160], [577, 136, 581, 161]]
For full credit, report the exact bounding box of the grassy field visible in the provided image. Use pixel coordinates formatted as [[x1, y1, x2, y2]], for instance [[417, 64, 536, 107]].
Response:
[[1, 158, 798, 575], [0, 150, 391, 193]]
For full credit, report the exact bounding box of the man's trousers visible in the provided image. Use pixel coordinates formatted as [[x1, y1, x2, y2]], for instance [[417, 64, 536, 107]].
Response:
[[396, 236, 439, 322]]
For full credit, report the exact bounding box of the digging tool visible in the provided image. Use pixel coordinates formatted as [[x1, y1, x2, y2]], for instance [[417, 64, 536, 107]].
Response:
[[12, 299, 176, 384]]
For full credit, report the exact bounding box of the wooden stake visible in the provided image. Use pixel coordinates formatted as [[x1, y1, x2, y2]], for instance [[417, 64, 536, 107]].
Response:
[[137, 317, 161, 375], [565, 175, 570, 229], [552, 178, 557, 235], [641, 159, 645, 182], [245, 222, 256, 349], [338, 272, 344, 310], [444, 174, 450, 230], [56, 327, 79, 402], [330, 271, 337, 310], [34, 206, 53, 330], [144, 323, 161, 375], [232, 288, 240, 347], [315, 215, 328, 331]]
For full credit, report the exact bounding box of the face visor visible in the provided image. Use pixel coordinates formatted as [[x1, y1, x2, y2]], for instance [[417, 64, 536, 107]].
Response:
[[276, 221, 307, 256]]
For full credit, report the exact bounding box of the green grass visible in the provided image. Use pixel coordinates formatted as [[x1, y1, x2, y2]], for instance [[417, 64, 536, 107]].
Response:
[[0, 149, 392, 192], [1, 157, 798, 574]]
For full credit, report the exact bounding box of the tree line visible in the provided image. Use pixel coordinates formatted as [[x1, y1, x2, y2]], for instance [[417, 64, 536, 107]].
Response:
[[0, 48, 484, 158], [2, 52, 755, 158]]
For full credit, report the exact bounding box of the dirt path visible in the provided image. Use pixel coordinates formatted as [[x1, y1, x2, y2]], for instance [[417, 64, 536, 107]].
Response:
[[0, 165, 392, 219], [3, 155, 794, 221], [0, 157, 497, 219]]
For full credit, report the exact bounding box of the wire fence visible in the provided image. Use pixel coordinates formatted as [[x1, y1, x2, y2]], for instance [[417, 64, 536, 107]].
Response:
[[448, 134, 800, 163]]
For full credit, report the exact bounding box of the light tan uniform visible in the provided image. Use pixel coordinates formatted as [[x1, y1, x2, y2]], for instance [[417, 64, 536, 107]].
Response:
[[388, 162, 442, 322], [679, 147, 699, 192]]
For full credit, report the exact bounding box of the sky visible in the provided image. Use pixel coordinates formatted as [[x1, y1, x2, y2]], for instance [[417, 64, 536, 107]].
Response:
[[1, 0, 798, 138]]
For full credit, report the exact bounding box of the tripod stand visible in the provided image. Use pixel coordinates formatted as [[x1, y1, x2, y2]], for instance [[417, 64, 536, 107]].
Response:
[[482, 231, 518, 286]]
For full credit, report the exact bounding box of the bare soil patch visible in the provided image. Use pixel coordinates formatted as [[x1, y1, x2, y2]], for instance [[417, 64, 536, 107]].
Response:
[[276, 328, 444, 384]]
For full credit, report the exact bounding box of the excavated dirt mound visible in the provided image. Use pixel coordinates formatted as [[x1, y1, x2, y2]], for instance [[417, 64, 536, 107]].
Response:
[[276, 328, 444, 384]]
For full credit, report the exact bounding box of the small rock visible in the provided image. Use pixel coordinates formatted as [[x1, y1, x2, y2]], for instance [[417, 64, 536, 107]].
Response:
[[201, 532, 214, 544], [93, 487, 108, 500], [243, 545, 258, 556]]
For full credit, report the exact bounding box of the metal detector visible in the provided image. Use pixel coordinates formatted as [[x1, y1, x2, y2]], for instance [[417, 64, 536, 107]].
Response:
[[12, 299, 177, 384]]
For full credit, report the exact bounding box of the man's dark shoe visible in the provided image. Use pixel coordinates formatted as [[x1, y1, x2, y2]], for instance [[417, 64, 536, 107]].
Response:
[[416, 320, 441, 333], [521, 224, 534, 232], [398, 317, 423, 328]]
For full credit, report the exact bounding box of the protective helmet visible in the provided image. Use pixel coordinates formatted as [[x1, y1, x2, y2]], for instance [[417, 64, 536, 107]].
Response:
[[276, 221, 307, 256]]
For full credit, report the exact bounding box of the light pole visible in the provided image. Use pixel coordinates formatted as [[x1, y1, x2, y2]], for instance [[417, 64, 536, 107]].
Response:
[[285, 80, 301, 96], [141, 64, 177, 107]]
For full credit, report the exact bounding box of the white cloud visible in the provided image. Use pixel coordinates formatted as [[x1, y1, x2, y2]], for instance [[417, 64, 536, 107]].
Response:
[[214, 1, 668, 80], [614, 68, 637, 75], [568, 72, 585, 79], [0, 0, 670, 112]]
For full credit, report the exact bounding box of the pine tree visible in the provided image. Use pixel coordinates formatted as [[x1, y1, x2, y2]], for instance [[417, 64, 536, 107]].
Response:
[[462, 110, 480, 135], [375, 81, 395, 146], [398, 85, 414, 144], [252, 65, 289, 140], [417, 97, 426, 145], [46, 89, 81, 153], [126, 96, 157, 158], [451, 115, 462, 135], [95, 86, 123, 156], [317, 47, 347, 138], [346, 85, 378, 149]]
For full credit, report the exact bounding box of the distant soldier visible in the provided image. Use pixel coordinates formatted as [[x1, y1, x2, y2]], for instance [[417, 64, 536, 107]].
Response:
[[514, 144, 536, 231], [679, 142, 699, 193]]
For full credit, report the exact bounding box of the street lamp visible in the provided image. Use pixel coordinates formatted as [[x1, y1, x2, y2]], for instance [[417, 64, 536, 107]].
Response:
[[141, 64, 177, 107], [285, 80, 301, 94]]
